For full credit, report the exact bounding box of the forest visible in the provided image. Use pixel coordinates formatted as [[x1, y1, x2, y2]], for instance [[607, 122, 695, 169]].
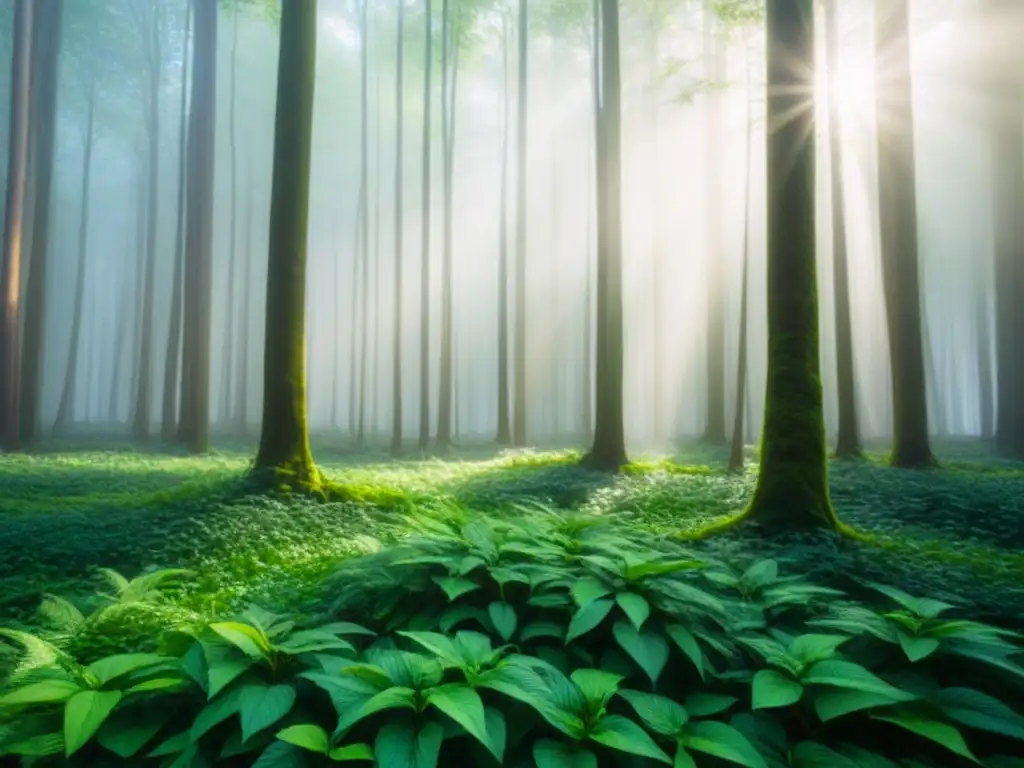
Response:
[[0, 0, 1022, 765]]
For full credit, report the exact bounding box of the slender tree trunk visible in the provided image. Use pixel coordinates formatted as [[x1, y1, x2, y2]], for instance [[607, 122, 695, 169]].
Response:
[[371, 62, 383, 437], [356, 0, 370, 447], [129, 170, 148, 420], [161, 0, 192, 442], [745, 0, 839, 529], [975, 261, 994, 438], [496, 8, 511, 445], [109, 235, 133, 423], [875, 0, 935, 467], [133, 4, 163, 440], [53, 81, 97, 434], [391, 0, 405, 456], [19, 0, 63, 447], [436, 0, 455, 451], [221, 6, 240, 430], [512, 0, 528, 446], [582, 4, 599, 444], [254, 0, 321, 490], [418, 0, 433, 453], [0, 0, 33, 451], [582, 0, 627, 472], [348, 179, 364, 434], [826, 0, 860, 458], [179, 0, 218, 453], [235, 183, 253, 434]]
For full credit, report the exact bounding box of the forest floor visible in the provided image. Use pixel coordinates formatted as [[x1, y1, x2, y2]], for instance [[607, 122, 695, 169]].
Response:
[[1, 436, 1022, 633]]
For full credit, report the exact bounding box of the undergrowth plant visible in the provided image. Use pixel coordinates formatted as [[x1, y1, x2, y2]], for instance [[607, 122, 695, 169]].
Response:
[[0, 511, 1022, 767]]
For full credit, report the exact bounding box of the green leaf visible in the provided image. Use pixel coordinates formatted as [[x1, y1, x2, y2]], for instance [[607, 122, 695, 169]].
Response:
[[276, 724, 329, 754], [148, 729, 189, 757], [741, 559, 778, 589], [666, 625, 705, 681], [674, 745, 698, 768], [803, 660, 915, 702], [64, 690, 122, 756], [681, 720, 768, 768], [613, 620, 670, 685], [335, 686, 417, 736], [210, 622, 271, 659], [329, 743, 374, 761], [566, 598, 615, 644], [488, 602, 517, 642], [591, 714, 673, 763], [616, 592, 651, 631], [433, 576, 480, 602], [207, 656, 256, 697], [190, 684, 248, 739], [483, 707, 506, 763], [97, 703, 175, 758], [85, 653, 168, 686], [618, 689, 688, 735], [0, 677, 81, 705], [790, 742, 859, 768], [374, 721, 444, 768], [625, 559, 706, 581], [897, 634, 940, 663], [872, 713, 981, 763], [866, 582, 955, 619], [126, 677, 188, 693], [788, 635, 849, 665], [573, 578, 613, 606], [813, 688, 906, 722], [685, 692, 738, 717], [427, 684, 494, 757], [275, 630, 356, 655], [251, 741, 308, 767], [519, 620, 565, 643], [396, 631, 464, 667], [752, 669, 803, 710], [935, 687, 1024, 741], [240, 683, 298, 742], [534, 739, 598, 768], [570, 668, 622, 708], [0, 732, 64, 757]]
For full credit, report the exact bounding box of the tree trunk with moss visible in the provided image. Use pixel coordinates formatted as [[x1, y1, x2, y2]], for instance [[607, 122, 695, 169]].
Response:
[[254, 0, 320, 491], [875, 0, 935, 468], [826, 0, 860, 459], [582, 0, 627, 473], [19, 0, 63, 447], [0, 0, 33, 451], [746, 0, 839, 529]]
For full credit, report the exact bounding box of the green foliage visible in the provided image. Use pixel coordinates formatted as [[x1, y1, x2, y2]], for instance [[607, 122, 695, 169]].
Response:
[[3, 512, 1022, 766]]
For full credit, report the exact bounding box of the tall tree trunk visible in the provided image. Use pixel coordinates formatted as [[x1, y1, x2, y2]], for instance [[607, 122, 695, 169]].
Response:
[[745, 0, 839, 530], [348, 179, 364, 434], [582, 0, 627, 472], [702, 0, 726, 444], [53, 80, 97, 434], [728, 35, 754, 473], [0, 0, 33, 451], [133, 3, 163, 440], [582, 1, 600, 444], [178, 0, 218, 453], [975, 261, 994, 438], [161, 0, 192, 441], [391, 0, 405, 456], [19, 0, 63, 447], [235, 183, 253, 434], [496, 7, 511, 445], [436, 0, 456, 451], [356, 0, 370, 447], [418, 0, 433, 453], [875, 0, 934, 467], [512, 0, 528, 446], [221, 6, 240, 430], [109, 234, 134, 422], [826, 0, 860, 458], [130, 169, 147, 420], [254, 0, 322, 490]]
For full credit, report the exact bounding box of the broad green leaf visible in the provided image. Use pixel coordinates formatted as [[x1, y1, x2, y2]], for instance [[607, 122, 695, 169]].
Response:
[[240, 684, 298, 742], [148, 729, 189, 757], [519, 620, 565, 643], [534, 738, 598, 768], [488, 602, 517, 642], [427, 684, 494, 757], [483, 706, 507, 763], [682, 720, 768, 768], [872, 713, 981, 763], [866, 583, 955, 619], [752, 669, 803, 710], [741, 559, 778, 589], [86, 653, 168, 686], [666, 625, 705, 681], [813, 688, 906, 722], [935, 687, 1024, 741], [674, 745, 698, 768], [685, 692, 738, 717], [396, 631, 464, 667], [207, 657, 256, 697], [0, 732, 64, 757], [64, 690, 122, 756], [613, 620, 670, 685], [190, 684, 249, 739], [374, 721, 444, 768], [572, 578, 612, 607], [275, 630, 356, 656], [618, 689, 688, 735], [329, 743, 374, 761], [318, 622, 376, 638], [251, 741, 307, 767], [897, 634, 940, 663], [439, 605, 492, 634], [342, 663, 396, 689], [489, 567, 531, 587], [210, 622, 271, 659], [591, 714, 673, 763], [788, 635, 849, 666], [790, 742, 859, 768], [433, 576, 479, 602], [803, 660, 915, 702], [126, 677, 188, 693], [616, 592, 651, 631], [453, 631, 496, 666], [625, 559, 706, 581], [276, 724, 329, 754], [97, 703, 175, 758], [566, 598, 615, 644], [0, 678, 81, 705], [335, 686, 417, 736], [457, 555, 487, 575], [570, 668, 623, 708]]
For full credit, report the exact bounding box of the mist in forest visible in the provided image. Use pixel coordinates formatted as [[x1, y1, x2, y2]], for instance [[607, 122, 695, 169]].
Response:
[[0, 0, 1004, 453]]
